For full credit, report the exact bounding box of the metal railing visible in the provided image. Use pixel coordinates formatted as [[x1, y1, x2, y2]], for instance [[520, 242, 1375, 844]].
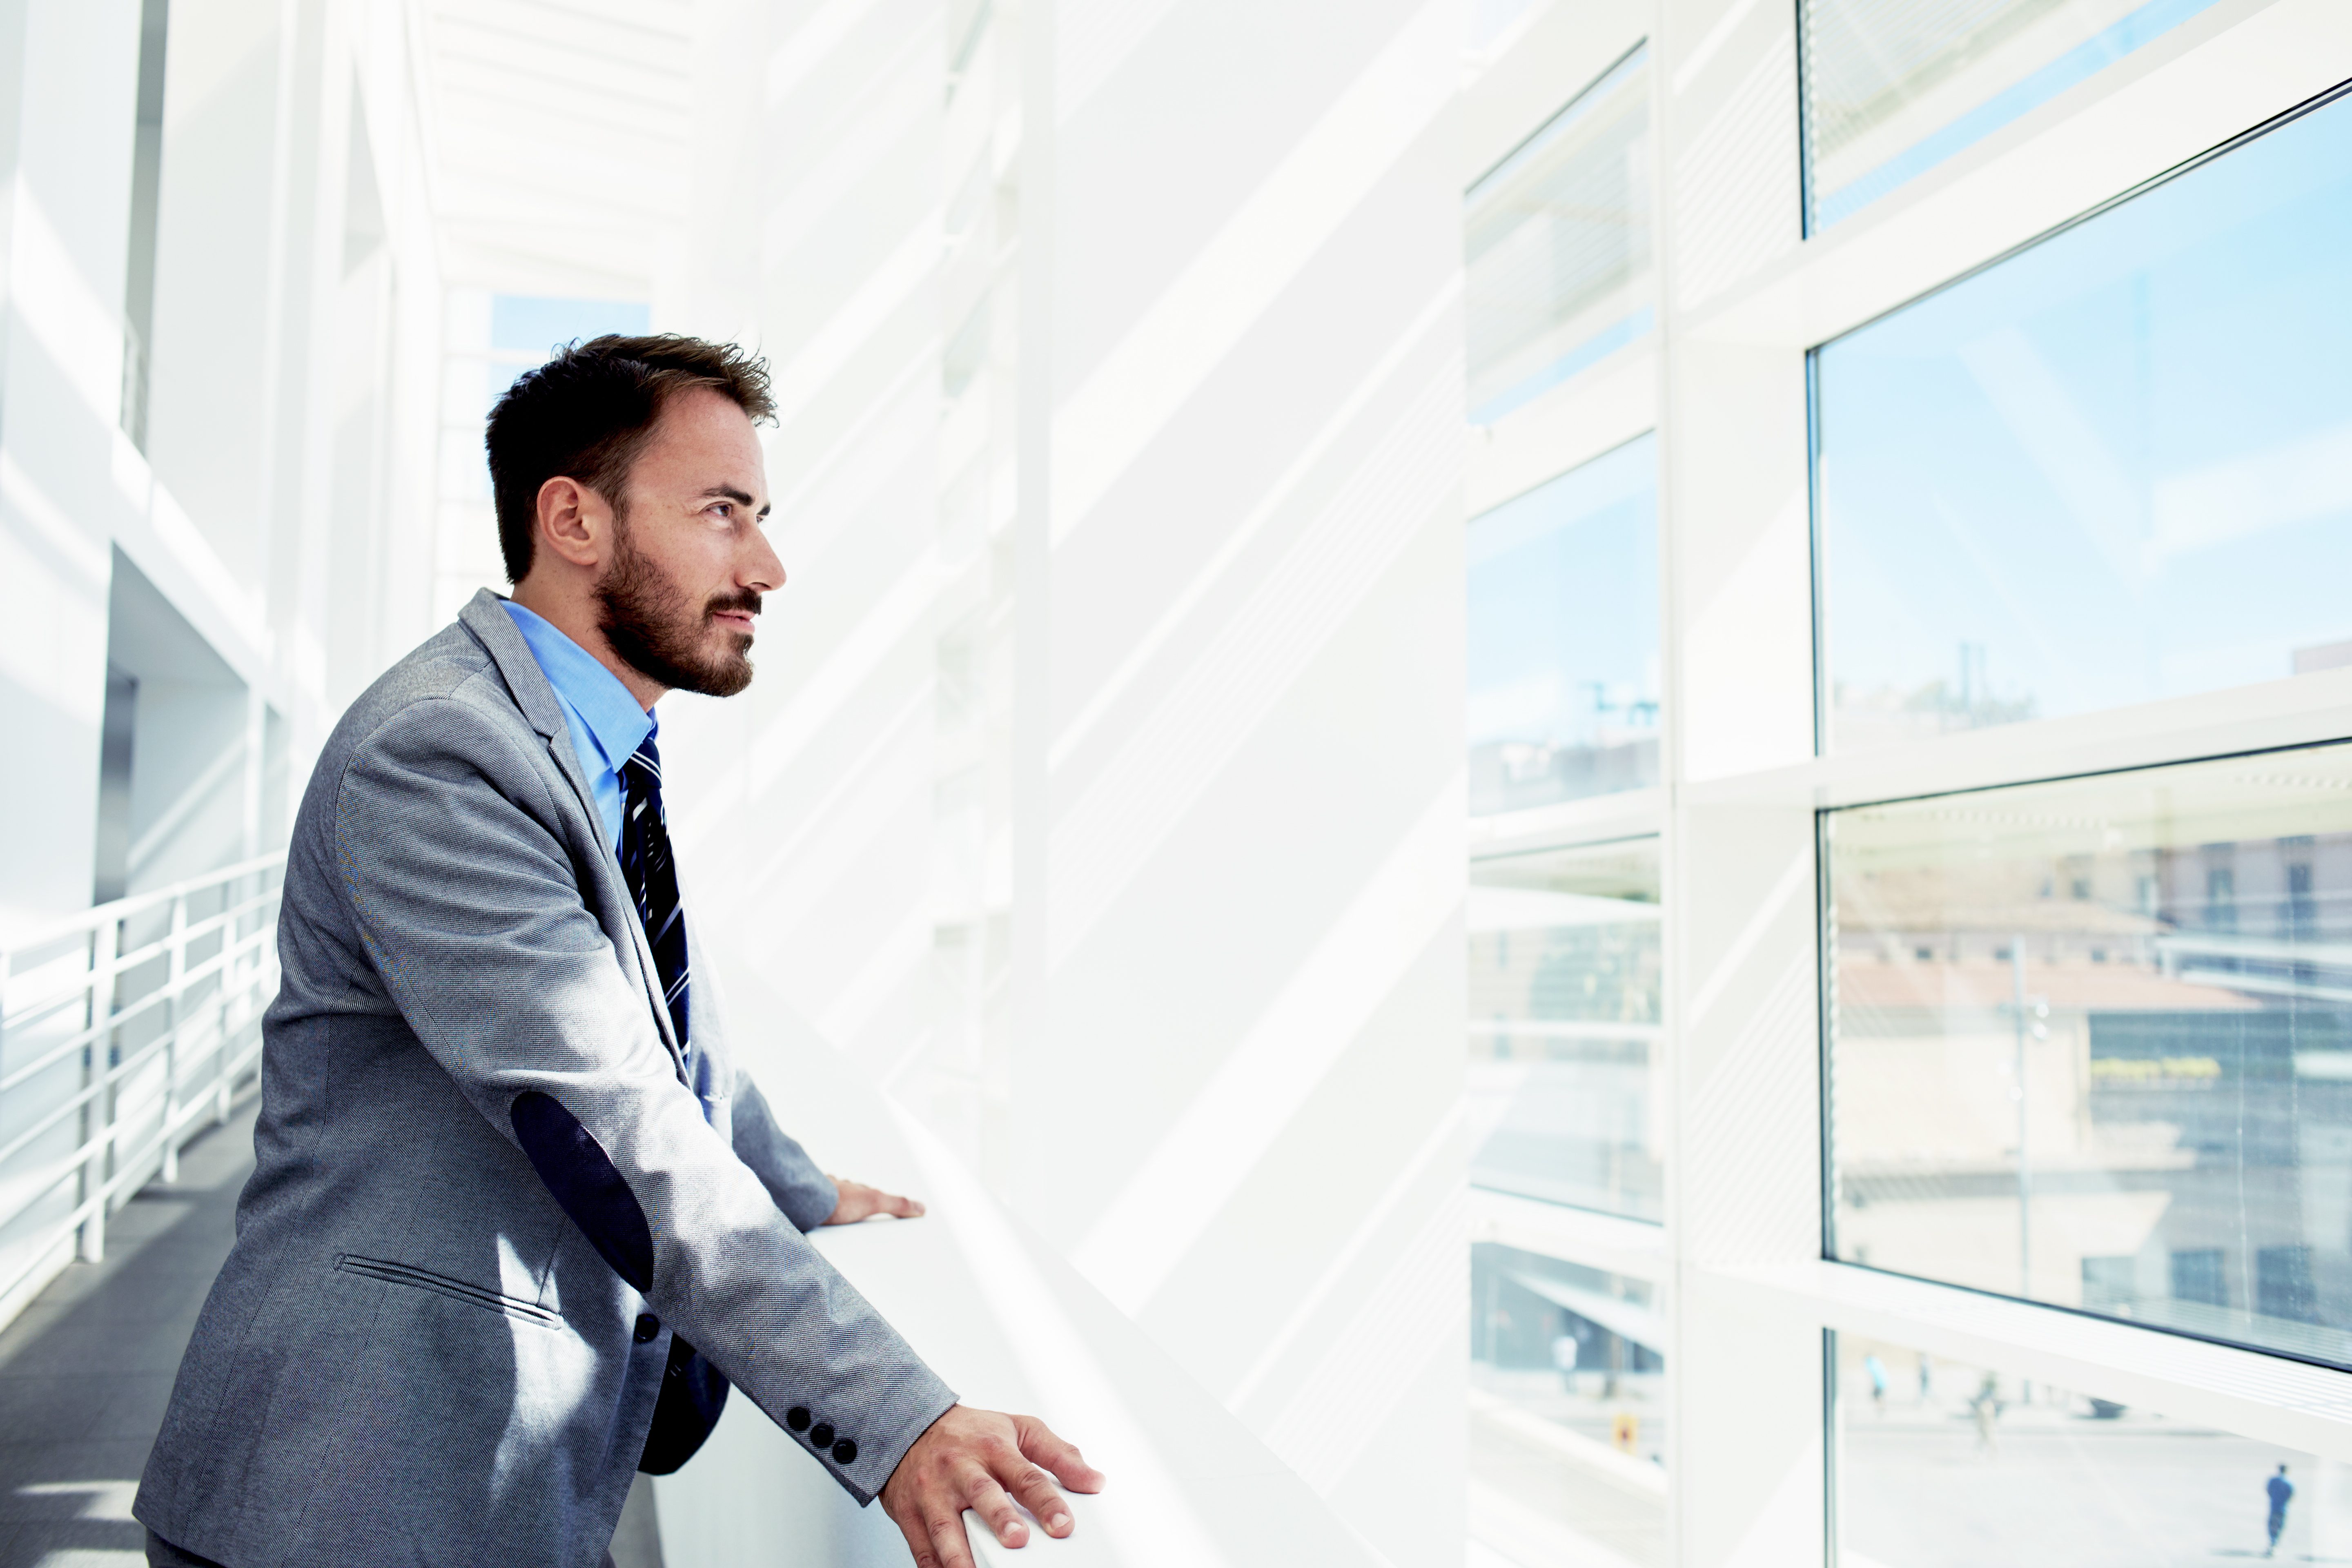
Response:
[[0, 855, 283, 1320]]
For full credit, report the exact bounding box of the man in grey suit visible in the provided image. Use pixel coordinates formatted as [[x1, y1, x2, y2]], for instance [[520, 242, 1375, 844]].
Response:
[[134, 336, 1101, 1568]]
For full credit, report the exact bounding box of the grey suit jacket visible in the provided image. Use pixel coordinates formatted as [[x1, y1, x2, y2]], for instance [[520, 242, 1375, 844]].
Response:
[[135, 591, 956, 1567]]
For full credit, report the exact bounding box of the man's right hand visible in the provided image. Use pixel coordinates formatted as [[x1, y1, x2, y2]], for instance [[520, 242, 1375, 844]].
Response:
[[879, 1404, 1105, 1568]]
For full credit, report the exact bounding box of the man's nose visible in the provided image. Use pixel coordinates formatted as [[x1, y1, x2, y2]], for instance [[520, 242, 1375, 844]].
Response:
[[744, 527, 785, 593]]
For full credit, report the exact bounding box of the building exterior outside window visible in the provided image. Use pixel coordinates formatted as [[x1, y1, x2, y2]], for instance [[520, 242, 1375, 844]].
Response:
[[1466, 43, 1652, 426], [1801, 0, 2230, 230], [1470, 838, 1662, 1219], [1474, 1243, 1666, 1567], [1831, 1331, 2349, 1565], [1826, 739, 2352, 1367]]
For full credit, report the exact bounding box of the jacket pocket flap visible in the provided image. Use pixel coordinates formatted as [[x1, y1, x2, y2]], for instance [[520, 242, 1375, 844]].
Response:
[[334, 1253, 564, 1329]]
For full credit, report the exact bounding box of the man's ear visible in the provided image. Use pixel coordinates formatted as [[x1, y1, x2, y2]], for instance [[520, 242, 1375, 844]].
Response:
[[536, 475, 609, 571]]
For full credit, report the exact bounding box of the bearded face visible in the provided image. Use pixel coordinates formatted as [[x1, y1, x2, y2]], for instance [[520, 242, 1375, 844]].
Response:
[[596, 511, 761, 698]]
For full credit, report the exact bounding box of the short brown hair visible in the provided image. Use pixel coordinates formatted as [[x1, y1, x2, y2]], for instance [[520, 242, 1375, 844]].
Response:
[[483, 334, 776, 583]]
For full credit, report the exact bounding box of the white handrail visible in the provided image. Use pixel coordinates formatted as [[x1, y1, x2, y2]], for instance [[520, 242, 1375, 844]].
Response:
[[0, 854, 285, 1325]]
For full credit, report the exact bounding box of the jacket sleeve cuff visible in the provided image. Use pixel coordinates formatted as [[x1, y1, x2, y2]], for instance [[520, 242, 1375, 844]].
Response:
[[770, 1372, 960, 1507]]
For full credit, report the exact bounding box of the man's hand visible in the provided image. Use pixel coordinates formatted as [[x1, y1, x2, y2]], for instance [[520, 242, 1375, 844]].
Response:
[[822, 1176, 925, 1225], [880, 1405, 1105, 1568]]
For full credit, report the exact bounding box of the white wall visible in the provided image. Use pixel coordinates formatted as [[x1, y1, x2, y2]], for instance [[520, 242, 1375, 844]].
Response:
[[142, 0, 444, 776], [142, 0, 281, 596], [1036, 8, 1465, 1564], [0, 0, 446, 1326], [659, 3, 1467, 1564], [656, 7, 959, 1546], [657, 0, 950, 1121], [0, 0, 145, 934]]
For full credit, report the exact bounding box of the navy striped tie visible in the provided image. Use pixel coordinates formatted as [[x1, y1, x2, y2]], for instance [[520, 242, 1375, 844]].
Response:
[[618, 733, 690, 1067]]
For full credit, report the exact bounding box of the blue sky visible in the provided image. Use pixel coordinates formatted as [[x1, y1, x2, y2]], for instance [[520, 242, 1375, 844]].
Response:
[[1818, 92, 2352, 726], [490, 295, 651, 359], [1468, 433, 1659, 749]]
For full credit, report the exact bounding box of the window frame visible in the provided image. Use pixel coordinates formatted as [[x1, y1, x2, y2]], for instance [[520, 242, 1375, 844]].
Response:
[[1659, 2, 2352, 1563]]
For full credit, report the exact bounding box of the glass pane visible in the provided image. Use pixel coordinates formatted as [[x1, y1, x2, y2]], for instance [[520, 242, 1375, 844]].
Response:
[[1473, 1243, 1666, 1568], [1826, 739, 2352, 1367], [1469, 435, 1660, 815], [488, 294, 651, 355], [1469, 0, 1542, 51], [1833, 1332, 2352, 1564], [1802, 0, 2227, 231], [1816, 91, 2352, 752], [1470, 838, 1663, 1220], [1466, 44, 1652, 425], [487, 295, 653, 409]]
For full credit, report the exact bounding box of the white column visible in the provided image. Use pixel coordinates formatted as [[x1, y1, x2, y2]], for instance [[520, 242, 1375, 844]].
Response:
[[1657, 0, 1827, 1558], [661, 7, 1468, 1565], [0, 0, 143, 933], [1024, 5, 1468, 1563]]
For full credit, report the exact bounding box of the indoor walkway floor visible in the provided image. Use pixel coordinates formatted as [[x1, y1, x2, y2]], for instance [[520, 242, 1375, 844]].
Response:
[[0, 1100, 258, 1567]]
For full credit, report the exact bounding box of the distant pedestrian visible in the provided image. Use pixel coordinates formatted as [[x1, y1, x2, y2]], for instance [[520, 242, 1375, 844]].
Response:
[[1551, 1333, 1579, 1391], [1969, 1373, 2000, 1459], [1864, 1354, 1888, 1414], [2266, 1463, 2294, 1557], [1918, 1352, 1933, 1404]]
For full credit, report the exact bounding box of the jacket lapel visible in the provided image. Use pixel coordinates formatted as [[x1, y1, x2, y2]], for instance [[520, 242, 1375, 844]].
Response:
[[457, 590, 688, 1071]]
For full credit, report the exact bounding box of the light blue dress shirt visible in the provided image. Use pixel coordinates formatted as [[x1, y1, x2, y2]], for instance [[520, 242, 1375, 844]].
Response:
[[501, 601, 714, 1111], [501, 600, 654, 861]]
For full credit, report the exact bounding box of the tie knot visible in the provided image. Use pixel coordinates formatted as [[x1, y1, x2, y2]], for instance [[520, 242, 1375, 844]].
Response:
[[626, 735, 662, 782]]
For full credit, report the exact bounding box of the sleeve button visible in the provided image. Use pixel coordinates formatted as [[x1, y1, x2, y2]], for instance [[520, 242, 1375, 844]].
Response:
[[786, 1407, 811, 1432], [809, 1422, 835, 1448], [832, 1439, 858, 1465]]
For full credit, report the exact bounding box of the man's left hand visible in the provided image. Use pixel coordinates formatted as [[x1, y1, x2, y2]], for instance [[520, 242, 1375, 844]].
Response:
[[824, 1176, 925, 1225]]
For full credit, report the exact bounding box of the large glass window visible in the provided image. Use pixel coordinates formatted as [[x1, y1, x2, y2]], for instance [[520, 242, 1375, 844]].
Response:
[[488, 294, 650, 399], [1814, 89, 2352, 752], [434, 292, 653, 621], [1465, 44, 1652, 426], [1470, 838, 1662, 1221], [1469, 0, 1543, 53], [1825, 739, 2352, 1368], [1832, 1332, 2352, 1564], [1801, 0, 2228, 231], [1473, 1243, 1666, 1567], [1468, 435, 1659, 815]]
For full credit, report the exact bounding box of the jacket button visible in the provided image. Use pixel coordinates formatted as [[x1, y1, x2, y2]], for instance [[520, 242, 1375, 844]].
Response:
[[832, 1439, 858, 1465], [633, 1315, 659, 1343], [809, 1422, 835, 1449], [786, 1407, 811, 1432]]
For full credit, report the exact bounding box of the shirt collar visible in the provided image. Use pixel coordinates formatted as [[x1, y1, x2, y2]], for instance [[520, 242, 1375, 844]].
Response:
[[500, 600, 655, 772]]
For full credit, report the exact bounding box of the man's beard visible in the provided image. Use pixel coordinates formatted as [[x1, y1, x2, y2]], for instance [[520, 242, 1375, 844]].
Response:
[[596, 520, 760, 698]]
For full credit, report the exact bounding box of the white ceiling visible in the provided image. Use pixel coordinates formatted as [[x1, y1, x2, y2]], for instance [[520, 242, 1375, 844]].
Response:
[[410, 0, 696, 300]]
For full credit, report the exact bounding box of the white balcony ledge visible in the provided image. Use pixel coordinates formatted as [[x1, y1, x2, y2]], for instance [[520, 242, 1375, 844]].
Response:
[[1471, 1187, 1668, 1285], [1705, 1258, 2352, 1463], [653, 1036, 1388, 1568]]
